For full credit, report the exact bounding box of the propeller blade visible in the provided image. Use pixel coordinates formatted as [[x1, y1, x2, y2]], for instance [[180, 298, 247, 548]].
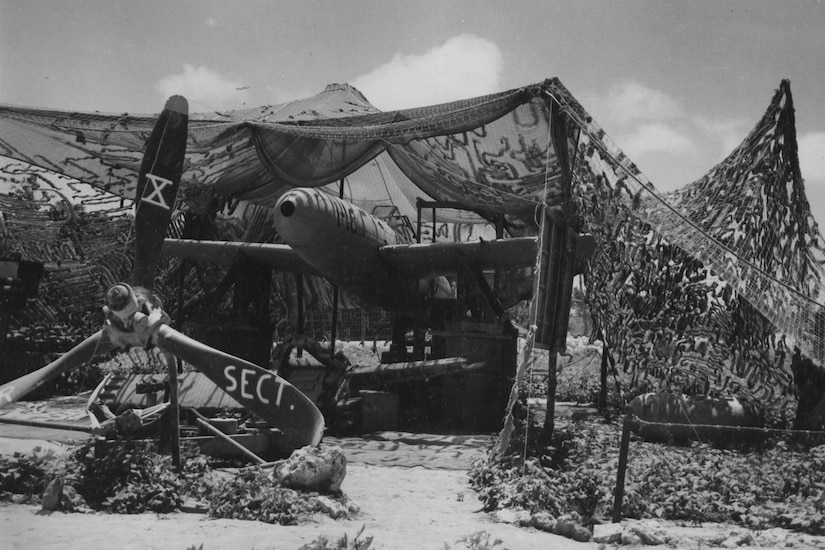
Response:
[[133, 95, 188, 290], [0, 330, 113, 407], [154, 324, 324, 448]]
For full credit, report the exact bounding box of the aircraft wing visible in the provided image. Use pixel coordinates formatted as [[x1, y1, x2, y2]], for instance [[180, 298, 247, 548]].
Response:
[[378, 234, 596, 278], [162, 239, 323, 276], [377, 237, 539, 277]]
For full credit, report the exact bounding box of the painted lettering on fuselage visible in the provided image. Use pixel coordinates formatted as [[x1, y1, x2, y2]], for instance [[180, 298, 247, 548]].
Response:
[[332, 197, 365, 237], [313, 192, 379, 239], [223, 365, 287, 408]]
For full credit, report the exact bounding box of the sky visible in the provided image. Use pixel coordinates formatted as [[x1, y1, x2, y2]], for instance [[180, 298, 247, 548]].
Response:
[[2, 0, 824, 224]]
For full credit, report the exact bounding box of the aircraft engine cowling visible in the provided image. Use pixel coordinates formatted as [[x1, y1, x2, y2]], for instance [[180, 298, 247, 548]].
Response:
[[627, 392, 764, 446]]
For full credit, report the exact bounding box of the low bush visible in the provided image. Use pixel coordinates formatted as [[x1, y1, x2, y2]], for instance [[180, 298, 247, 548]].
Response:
[[0, 440, 356, 525], [208, 467, 357, 525], [0, 448, 64, 503], [299, 525, 373, 550], [470, 410, 825, 536], [68, 440, 184, 513]]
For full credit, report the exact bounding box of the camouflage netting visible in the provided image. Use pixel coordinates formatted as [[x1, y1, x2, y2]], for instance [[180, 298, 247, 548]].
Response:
[[1, 78, 824, 408], [570, 80, 825, 405], [0, 165, 391, 365], [0, 167, 133, 348]]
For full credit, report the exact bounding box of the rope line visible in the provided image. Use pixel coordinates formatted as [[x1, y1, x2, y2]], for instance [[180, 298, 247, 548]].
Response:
[[627, 414, 825, 438]]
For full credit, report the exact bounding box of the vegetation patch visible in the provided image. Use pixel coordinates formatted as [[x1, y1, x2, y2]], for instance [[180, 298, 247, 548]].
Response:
[[208, 466, 357, 525], [70, 440, 188, 513], [299, 525, 374, 550], [470, 406, 825, 538], [0, 440, 357, 525], [0, 447, 64, 504]]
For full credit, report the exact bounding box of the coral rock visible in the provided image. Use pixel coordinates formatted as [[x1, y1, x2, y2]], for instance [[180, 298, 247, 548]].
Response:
[[270, 444, 347, 494], [593, 522, 624, 544], [314, 495, 349, 519], [495, 508, 531, 525], [632, 525, 666, 545], [720, 532, 754, 548], [554, 513, 591, 542], [531, 511, 557, 533], [621, 531, 643, 545]]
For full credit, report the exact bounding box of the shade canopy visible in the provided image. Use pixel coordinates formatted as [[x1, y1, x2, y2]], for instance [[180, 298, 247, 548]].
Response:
[[0, 79, 586, 232], [2, 77, 825, 370]]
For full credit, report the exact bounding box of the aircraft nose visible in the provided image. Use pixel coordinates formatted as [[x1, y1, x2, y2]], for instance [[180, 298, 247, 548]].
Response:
[[280, 199, 295, 217], [276, 190, 306, 219]]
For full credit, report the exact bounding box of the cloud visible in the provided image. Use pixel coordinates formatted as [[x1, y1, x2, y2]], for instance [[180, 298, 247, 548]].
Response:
[[582, 80, 696, 165], [799, 131, 825, 186], [800, 132, 825, 225], [351, 34, 503, 110], [622, 122, 696, 156], [694, 116, 751, 158], [156, 65, 250, 111], [581, 80, 770, 190], [585, 80, 684, 128]]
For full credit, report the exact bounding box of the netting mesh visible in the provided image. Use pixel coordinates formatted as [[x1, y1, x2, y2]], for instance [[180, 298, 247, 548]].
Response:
[[0, 81, 564, 228], [2, 77, 824, 404], [0, 162, 134, 348], [645, 82, 825, 355], [566, 80, 825, 402]]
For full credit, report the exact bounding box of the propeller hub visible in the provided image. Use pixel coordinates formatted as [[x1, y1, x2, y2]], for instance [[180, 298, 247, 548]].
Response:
[[105, 283, 139, 323]]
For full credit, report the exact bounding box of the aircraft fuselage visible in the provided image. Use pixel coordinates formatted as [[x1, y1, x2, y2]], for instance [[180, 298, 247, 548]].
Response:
[[272, 188, 445, 309]]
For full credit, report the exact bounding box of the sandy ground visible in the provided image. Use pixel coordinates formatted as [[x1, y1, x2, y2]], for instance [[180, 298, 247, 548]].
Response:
[[0, 430, 594, 550], [0, 464, 593, 550], [2, 398, 825, 550]]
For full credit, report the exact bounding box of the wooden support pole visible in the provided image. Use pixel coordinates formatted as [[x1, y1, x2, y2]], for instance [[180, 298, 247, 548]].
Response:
[[167, 259, 188, 472], [612, 414, 635, 522], [599, 339, 609, 412], [545, 351, 558, 441], [330, 286, 339, 354], [493, 214, 504, 295], [296, 274, 304, 333], [296, 273, 304, 358], [166, 353, 182, 472], [329, 180, 344, 354], [0, 311, 10, 352], [416, 202, 422, 244], [535, 219, 564, 443], [0, 416, 92, 433], [176, 260, 186, 325]]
